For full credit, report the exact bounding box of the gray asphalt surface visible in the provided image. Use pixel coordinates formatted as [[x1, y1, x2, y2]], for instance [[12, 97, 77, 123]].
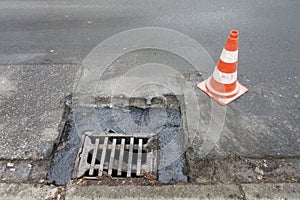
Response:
[[0, 0, 299, 160], [1, 0, 299, 66]]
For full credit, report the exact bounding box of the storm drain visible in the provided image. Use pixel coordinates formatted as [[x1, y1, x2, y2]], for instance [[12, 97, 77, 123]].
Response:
[[73, 132, 158, 179]]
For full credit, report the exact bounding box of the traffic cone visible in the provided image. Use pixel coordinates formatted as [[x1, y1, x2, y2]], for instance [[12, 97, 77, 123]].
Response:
[[197, 30, 248, 105]]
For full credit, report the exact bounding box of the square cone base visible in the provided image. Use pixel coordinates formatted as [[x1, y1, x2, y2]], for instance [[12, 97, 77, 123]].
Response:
[[197, 79, 248, 106]]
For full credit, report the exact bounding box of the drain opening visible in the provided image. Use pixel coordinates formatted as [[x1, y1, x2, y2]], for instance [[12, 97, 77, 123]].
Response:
[[73, 133, 158, 179]]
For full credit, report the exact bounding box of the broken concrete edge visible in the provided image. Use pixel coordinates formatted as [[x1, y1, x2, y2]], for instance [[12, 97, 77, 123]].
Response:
[[0, 182, 299, 200], [81, 93, 183, 110], [51, 95, 74, 155]]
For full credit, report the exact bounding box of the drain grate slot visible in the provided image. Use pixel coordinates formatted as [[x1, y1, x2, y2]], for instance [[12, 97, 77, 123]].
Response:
[[137, 139, 143, 176], [108, 138, 116, 175], [89, 138, 99, 176], [117, 138, 125, 176], [127, 137, 134, 177], [73, 133, 158, 179]]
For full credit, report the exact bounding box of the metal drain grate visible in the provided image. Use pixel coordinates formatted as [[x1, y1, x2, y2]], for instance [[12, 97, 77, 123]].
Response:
[[73, 132, 158, 179]]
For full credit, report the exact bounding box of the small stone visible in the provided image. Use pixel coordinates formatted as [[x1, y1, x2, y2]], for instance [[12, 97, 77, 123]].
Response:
[[279, 94, 282, 98], [257, 175, 263, 180], [254, 167, 264, 175], [28, 164, 32, 168], [196, 71, 202, 76], [39, 179, 45, 183], [9, 168, 16, 172], [263, 160, 268, 167], [295, 95, 298, 98], [7, 162, 14, 167], [49, 50, 54, 53], [196, 177, 209, 184], [87, 21, 92, 24]]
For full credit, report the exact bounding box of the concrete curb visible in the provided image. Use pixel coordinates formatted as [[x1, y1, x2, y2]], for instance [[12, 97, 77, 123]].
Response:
[[241, 183, 300, 200], [66, 184, 243, 200], [0, 182, 299, 199], [0, 183, 57, 200]]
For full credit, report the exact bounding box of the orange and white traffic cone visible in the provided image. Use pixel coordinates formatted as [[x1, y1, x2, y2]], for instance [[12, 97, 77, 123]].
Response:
[[197, 30, 248, 105]]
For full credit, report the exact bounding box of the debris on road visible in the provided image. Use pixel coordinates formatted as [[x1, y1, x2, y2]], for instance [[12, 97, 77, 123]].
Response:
[[7, 162, 14, 167], [254, 166, 264, 175]]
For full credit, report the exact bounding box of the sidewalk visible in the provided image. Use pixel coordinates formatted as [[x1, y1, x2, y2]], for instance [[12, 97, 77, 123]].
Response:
[[0, 62, 299, 199], [1, 182, 299, 200]]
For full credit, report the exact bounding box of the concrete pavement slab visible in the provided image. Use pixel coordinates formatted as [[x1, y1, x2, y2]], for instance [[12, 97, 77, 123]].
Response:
[[242, 183, 300, 200], [66, 184, 243, 200], [0, 64, 79, 160], [0, 160, 49, 182], [0, 183, 57, 200]]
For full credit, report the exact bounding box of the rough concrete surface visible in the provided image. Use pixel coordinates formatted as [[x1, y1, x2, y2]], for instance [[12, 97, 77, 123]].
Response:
[[0, 182, 299, 200], [66, 184, 242, 200], [0, 64, 79, 160], [242, 183, 300, 200], [0, 183, 57, 200], [0, 160, 49, 182], [187, 157, 300, 185]]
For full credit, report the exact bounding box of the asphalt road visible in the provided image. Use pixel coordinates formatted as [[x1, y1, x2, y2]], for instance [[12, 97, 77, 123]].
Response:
[[0, 0, 299, 66], [0, 0, 299, 160]]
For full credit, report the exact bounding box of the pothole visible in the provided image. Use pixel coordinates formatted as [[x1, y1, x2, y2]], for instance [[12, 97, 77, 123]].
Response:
[[47, 95, 188, 185]]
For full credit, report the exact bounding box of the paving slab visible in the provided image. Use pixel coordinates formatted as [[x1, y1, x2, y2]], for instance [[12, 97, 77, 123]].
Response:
[[0, 183, 57, 200], [66, 184, 243, 200], [242, 183, 300, 200], [0, 64, 79, 160], [0, 160, 49, 182]]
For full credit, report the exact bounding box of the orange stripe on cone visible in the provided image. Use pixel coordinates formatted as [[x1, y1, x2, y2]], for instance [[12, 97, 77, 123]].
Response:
[[197, 30, 248, 105]]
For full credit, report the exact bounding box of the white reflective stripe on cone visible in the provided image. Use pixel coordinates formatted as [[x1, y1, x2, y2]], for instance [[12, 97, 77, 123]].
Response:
[[212, 68, 237, 84], [220, 48, 238, 63], [206, 77, 239, 97]]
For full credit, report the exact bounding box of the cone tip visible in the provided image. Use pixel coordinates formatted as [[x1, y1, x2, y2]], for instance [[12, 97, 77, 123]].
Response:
[[229, 30, 239, 39]]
